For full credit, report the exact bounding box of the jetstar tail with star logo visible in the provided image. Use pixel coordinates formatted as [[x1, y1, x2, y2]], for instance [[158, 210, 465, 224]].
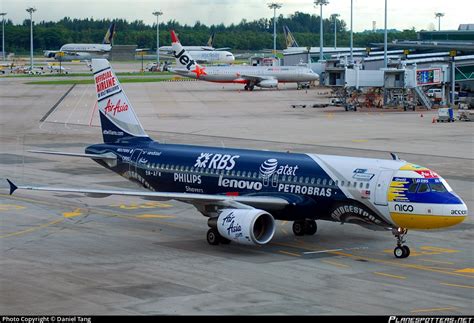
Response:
[[171, 30, 207, 79]]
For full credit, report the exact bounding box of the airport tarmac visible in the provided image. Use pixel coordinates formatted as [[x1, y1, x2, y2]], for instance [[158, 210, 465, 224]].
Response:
[[0, 76, 473, 315]]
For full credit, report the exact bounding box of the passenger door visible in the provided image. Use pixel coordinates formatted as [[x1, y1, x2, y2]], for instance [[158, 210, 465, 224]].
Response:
[[374, 170, 393, 206]]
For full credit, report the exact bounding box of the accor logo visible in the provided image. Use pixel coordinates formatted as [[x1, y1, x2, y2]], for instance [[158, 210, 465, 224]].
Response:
[[451, 210, 467, 215]]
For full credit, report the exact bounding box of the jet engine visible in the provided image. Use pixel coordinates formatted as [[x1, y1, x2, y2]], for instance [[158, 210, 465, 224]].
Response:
[[258, 79, 278, 88], [216, 209, 276, 245]]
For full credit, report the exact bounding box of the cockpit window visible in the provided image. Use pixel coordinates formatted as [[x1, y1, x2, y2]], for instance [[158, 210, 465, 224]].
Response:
[[430, 182, 447, 192], [418, 183, 430, 193], [408, 183, 418, 193]]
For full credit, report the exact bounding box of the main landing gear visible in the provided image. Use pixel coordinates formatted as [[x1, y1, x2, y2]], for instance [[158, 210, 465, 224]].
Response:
[[206, 228, 231, 246], [244, 84, 255, 91], [392, 227, 410, 258], [292, 219, 317, 236]]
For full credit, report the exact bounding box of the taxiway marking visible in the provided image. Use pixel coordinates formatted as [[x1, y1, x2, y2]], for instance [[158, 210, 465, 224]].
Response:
[[410, 307, 458, 314], [136, 214, 176, 219], [321, 260, 350, 268], [374, 272, 406, 280], [0, 204, 26, 211], [276, 240, 474, 279], [0, 218, 64, 239], [440, 283, 474, 289], [63, 208, 82, 218], [278, 250, 301, 257]]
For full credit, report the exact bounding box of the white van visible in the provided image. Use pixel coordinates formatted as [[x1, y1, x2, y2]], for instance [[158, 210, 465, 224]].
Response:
[[426, 88, 442, 98]]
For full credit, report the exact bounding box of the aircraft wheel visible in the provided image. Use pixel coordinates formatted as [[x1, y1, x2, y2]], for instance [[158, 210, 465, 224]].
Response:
[[207, 228, 220, 245], [249, 85, 255, 91], [244, 85, 249, 91], [304, 220, 317, 235], [394, 246, 409, 258], [402, 245, 410, 257], [292, 221, 305, 236]]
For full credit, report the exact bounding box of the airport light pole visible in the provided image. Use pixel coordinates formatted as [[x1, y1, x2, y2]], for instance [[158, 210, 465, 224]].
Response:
[[435, 12, 444, 31], [315, 0, 329, 62], [0, 13, 6, 62], [350, 0, 353, 63], [383, 0, 388, 68], [152, 11, 163, 70], [26, 7, 36, 71], [332, 13, 339, 50], [268, 3, 282, 59]]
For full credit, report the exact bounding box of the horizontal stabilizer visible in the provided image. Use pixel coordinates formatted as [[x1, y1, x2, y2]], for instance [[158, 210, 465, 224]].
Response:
[[28, 150, 117, 160]]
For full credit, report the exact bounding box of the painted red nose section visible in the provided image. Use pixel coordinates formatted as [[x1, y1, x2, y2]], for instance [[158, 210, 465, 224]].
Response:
[[170, 30, 179, 43]]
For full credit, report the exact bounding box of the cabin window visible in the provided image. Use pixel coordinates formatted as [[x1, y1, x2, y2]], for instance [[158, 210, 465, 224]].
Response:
[[293, 176, 298, 183], [322, 179, 327, 186], [353, 182, 357, 188], [305, 177, 309, 184], [231, 170, 235, 176], [328, 179, 333, 186], [185, 166, 189, 172], [282, 175, 287, 182], [226, 170, 231, 176], [165, 164, 169, 170], [310, 178, 315, 184], [237, 171, 241, 177], [253, 172, 257, 178], [242, 171, 247, 177], [347, 181, 351, 187], [341, 181, 344, 186], [299, 176, 304, 183], [316, 178, 321, 185], [366, 183, 370, 189], [359, 182, 364, 188]]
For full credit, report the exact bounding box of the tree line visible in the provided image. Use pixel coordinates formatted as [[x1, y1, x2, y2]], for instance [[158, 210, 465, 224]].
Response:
[[2, 11, 417, 54]]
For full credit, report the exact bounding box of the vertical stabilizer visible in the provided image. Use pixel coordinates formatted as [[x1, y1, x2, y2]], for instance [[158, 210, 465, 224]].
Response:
[[283, 25, 299, 48], [102, 23, 116, 45], [171, 30, 206, 78], [92, 59, 151, 144], [207, 32, 216, 48]]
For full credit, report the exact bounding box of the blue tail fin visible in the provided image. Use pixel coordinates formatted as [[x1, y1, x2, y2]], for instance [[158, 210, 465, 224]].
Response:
[[92, 59, 151, 144]]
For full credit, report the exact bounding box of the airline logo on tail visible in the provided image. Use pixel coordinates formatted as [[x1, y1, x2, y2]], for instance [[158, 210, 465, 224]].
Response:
[[283, 25, 299, 48], [92, 59, 149, 143], [103, 23, 116, 45], [171, 30, 207, 78]]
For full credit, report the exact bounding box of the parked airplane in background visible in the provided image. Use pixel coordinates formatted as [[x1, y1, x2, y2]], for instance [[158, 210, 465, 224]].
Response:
[[160, 32, 234, 64], [168, 30, 318, 90], [43, 23, 116, 61], [6, 58, 468, 258]]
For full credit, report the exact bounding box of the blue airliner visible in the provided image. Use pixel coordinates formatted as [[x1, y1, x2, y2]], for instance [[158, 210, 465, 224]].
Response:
[[7, 59, 468, 259]]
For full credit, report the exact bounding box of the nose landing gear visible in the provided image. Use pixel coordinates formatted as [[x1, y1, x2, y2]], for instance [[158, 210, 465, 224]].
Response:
[[392, 228, 410, 258]]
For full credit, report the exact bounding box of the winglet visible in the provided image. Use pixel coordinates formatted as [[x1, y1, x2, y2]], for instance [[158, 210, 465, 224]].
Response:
[[171, 30, 179, 43], [6, 179, 18, 195]]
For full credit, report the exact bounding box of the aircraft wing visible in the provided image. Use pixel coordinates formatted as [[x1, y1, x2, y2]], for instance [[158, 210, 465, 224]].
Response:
[[240, 75, 276, 83], [6, 179, 289, 211]]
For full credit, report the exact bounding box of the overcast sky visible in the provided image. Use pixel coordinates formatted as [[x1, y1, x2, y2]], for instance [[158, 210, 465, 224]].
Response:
[[1, 0, 472, 32]]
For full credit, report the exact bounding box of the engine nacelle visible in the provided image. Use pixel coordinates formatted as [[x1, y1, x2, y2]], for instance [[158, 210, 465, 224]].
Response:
[[216, 209, 276, 245], [258, 79, 278, 88]]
